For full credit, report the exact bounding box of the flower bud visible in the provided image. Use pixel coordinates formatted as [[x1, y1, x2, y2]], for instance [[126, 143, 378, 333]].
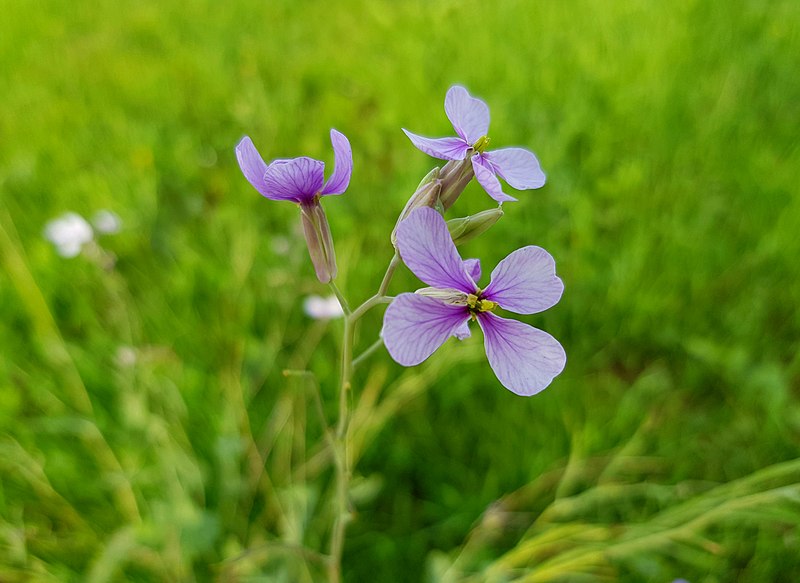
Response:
[[300, 201, 337, 283], [446, 207, 504, 246], [438, 157, 475, 211], [391, 168, 442, 247]]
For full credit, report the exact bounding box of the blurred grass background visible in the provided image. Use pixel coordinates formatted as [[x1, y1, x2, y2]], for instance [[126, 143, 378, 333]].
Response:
[[1, 0, 799, 581]]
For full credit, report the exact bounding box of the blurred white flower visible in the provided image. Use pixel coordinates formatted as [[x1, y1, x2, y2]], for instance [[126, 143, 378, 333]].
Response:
[[92, 210, 122, 234], [44, 212, 94, 258], [303, 295, 344, 320]]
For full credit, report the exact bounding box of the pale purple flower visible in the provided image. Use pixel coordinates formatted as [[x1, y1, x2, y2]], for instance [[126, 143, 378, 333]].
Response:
[[235, 129, 352, 283], [235, 129, 352, 204], [382, 207, 565, 396], [403, 85, 546, 204]]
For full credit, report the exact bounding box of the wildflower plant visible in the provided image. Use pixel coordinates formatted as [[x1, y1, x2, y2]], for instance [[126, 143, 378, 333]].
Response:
[[236, 85, 563, 581]]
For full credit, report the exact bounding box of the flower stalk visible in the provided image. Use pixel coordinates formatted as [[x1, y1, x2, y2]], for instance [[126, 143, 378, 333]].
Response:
[[234, 84, 557, 582]]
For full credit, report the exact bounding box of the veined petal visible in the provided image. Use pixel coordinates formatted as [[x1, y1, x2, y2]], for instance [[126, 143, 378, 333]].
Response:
[[235, 136, 274, 199], [486, 148, 546, 190], [320, 129, 352, 196], [402, 129, 470, 160], [463, 258, 482, 283], [453, 320, 471, 340], [483, 246, 564, 314], [478, 312, 566, 396], [396, 207, 477, 292], [445, 85, 491, 144], [472, 156, 517, 204], [382, 293, 470, 366], [263, 157, 325, 203]]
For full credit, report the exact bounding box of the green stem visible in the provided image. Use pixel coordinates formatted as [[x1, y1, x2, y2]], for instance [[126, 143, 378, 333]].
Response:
[[379, 252, 401, 296], [329, 281, 351, 315], [327, 250, 402, 583], [353, 337, 385, 369], [349, 252, 400, 322], [329, 315, 353, 583]]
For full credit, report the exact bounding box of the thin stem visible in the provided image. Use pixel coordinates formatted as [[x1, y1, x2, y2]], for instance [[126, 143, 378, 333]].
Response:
[[327, 250, 401, 582], [329, 281, 351, 315], [352, 337, 385, 369], [336, 319, 354, 439], [350, 294, 393, 322], [349, 252, 400, 322], [329, 316, 355, 583], [378, 252, 401, 296]]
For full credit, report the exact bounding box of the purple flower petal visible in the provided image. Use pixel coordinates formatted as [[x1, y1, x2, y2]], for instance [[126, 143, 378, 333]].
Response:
[[463, 258, 482, 283], [486, 148, 546, 190], [235, 136, 274, 199], [263, 157, 325, 203], [478, 312, 566, 396], [445, 85, 491, 145], [396, 207, 478, 292], [402, 129, 470, 160], [453, 320, 471, 340], [483, 246, 564, 314], [320, 129, 352, 196], [382, 293, 470, 366], [472, 156, 517, 204]]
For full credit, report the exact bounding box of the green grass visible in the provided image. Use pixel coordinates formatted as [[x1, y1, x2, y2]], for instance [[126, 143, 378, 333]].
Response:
[[1, 0, 799, 581]]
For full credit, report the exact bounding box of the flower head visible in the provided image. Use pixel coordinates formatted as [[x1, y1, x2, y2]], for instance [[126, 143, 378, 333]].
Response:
[[44, 212, 94, 258], [235, 129, 352, 205], [403, 86, 545, 204], [235, 129, 352, 283], [382, 207, 565, 396]]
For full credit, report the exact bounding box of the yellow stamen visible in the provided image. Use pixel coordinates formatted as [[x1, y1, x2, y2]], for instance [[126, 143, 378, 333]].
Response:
[[473, 135, 491, 154], [466, 293, 497, 313]]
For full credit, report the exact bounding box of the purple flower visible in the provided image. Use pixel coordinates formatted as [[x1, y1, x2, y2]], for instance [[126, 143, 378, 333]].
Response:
[[403, 86, 546, 204], [235, 129, 352, 283], [382, 207, 565, 396], [235, 129, 352, 204]]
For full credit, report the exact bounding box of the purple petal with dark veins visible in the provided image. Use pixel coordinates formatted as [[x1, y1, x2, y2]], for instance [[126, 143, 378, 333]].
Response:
[[320, 129, 352, 196], [445, 85, 491, 145], [472, 156, 517, 204], [382, 293, 470, 366], [463, 258, 482, 283], [478, 312, 566, 396], [402, 129, 470, 160], [483, 246, 563, 314], [235, 136, 275, 199], [263, 157, 325, 203], [486, 148, 546, 190], [396, 207, 477, 292]]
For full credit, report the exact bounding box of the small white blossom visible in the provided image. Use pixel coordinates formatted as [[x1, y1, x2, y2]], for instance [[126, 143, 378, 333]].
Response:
[[44, 212, 94, 258], [303, 295, 344, 320], [92, 210, 122, 234]]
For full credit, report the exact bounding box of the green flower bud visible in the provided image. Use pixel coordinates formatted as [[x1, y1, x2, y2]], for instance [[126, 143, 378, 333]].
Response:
[[391, 169, 442, 247], [446, 207, 504, 246]]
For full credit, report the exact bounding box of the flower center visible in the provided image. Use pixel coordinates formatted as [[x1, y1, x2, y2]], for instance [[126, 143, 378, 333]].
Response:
[[472, 135, 491, 154], [466, 293, 497, 314]]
